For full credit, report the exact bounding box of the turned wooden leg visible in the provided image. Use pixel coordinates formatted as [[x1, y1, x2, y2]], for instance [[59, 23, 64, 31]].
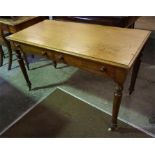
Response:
[[6, 42, 13, 70], [108, 84, 123, 131], [22, 52, 30, 70], [15, 50, 31, 90], [129, 53, 142, 95], [18, 46, 30, 70], [0, 45, 4, 67]]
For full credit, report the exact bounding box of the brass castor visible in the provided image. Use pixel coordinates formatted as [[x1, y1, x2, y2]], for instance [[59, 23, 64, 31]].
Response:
[[108, 124, 117, 131]]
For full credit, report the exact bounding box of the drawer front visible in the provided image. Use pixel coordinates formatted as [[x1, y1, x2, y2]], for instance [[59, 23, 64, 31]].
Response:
[[19, 44, 117, 79], [54, 52, 116, 78], [20, 44, 55, 59], [20, 44, 44, 54]]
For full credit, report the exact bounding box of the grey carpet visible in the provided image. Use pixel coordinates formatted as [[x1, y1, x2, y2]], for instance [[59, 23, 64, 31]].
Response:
[[0, 88, 150, 138]]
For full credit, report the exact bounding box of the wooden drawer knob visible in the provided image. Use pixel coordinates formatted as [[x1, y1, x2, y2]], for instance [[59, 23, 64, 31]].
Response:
[[100, 66, 107, 72], [41, 51, 47, 56], [56, 54, 64, 61]]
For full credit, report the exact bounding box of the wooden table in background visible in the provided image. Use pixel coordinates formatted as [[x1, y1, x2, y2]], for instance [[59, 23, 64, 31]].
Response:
[[7, 20, 151, 130], [0, 16, 47, 70], [0, 16, 47, 33]]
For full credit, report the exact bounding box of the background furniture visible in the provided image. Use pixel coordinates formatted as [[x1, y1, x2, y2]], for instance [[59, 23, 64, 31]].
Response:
[[0, 24, 11, 67], [0, 24, 31, 70], [0, 16, 47, 70], [53, 16, 139, 28]]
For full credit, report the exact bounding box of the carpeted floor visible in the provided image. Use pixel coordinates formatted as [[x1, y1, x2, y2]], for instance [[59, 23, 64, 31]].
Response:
[[0, 19, 155, 137], [1, 88, 150, 138]]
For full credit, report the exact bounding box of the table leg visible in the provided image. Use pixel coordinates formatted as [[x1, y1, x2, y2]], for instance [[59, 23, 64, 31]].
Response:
[[15, 49, 31, 90], [53, 60, 57, 68], [18, 46, 30, 70], [129, 53, 142, 95], [0, 45, 4, 67], [5, 40, 13, 70], [22, 52, 30, 70], [108, 84, 123, 131]]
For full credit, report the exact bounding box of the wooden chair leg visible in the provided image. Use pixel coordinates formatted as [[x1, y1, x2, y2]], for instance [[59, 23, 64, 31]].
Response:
[[22, 52, 30, 70], [7, 46, 12, 70], [0, 45, 4, 67], [5, 40, 13, 70]]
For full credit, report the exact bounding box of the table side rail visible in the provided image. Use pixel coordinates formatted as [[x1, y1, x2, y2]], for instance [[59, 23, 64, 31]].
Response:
[[18, 43, 128, 83]]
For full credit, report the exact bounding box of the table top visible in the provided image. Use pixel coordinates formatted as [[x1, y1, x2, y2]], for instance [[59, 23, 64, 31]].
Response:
[[7, 20, 151, 68], [0, 16, 38, 26]]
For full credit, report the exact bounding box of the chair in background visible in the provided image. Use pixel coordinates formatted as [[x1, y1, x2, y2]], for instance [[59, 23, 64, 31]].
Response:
[[0, 23, 29, 70], [0, 23, 13, 70], [0, 16, 48, 70]]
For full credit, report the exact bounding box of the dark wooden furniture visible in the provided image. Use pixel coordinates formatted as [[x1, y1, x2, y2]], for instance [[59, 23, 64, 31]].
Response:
[[7, 20, 150, 130], [0, 24, 11, 67], [53, 16, 139, 28], [0, 16, 47, 70]]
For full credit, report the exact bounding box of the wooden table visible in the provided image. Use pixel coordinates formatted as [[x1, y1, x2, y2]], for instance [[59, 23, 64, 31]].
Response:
[[7, 20, 150, 130], [0, 16, 47, 70]]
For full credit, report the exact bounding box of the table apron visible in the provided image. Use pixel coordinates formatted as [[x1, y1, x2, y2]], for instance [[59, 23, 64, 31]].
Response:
[[19, 43, 128, 85]]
